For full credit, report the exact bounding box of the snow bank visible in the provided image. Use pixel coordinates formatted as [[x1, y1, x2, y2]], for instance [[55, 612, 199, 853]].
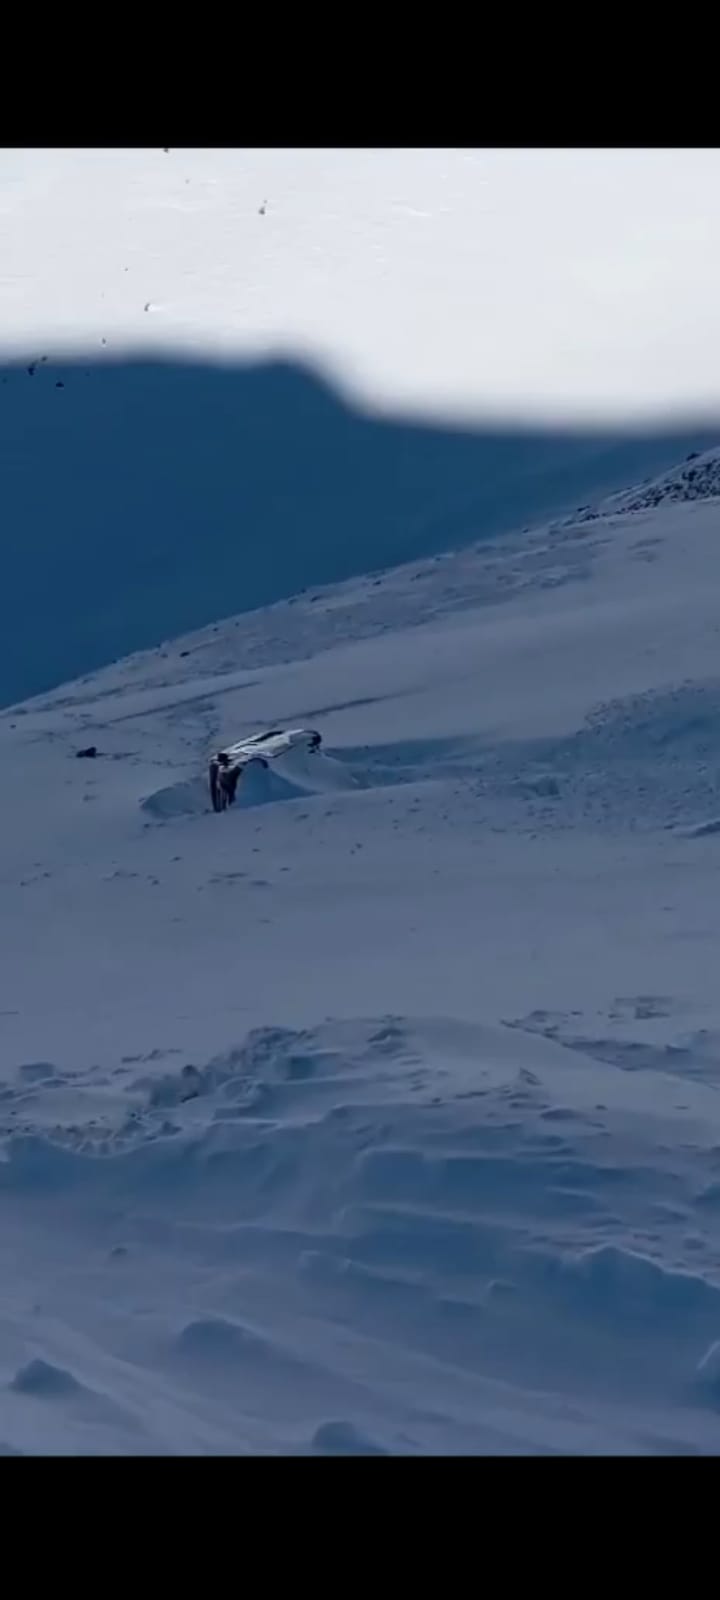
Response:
[[141, 747, 356, 820], [2, 1010, 720, 1452]]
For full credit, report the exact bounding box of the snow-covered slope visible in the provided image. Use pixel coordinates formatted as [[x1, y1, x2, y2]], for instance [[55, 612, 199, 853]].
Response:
[[4, 146, 720, 709], [3, 351, 717, 710], [3, 452, 720, 1454]]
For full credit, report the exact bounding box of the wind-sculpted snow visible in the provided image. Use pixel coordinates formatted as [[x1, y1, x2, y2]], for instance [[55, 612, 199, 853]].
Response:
[[2, 1016, 720, 1453], [3, 454, 720, 1452], [142, 745, 358, 820]]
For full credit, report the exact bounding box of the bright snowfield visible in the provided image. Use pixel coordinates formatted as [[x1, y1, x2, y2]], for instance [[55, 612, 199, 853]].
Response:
[[5, 147, 720, 421], [4, 452, 720, 1454]]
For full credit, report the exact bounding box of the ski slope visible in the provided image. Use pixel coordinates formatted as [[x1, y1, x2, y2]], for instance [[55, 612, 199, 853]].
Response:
[[3, 451, 720, 1453]]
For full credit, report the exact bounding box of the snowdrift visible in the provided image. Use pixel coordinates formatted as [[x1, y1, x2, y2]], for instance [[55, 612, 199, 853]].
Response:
[[142, 744, 357, 820], [3, 1014, 720, 1455]]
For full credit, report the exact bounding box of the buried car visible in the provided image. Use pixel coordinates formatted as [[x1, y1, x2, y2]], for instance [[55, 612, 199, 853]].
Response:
[[209, 728, 322, 812]]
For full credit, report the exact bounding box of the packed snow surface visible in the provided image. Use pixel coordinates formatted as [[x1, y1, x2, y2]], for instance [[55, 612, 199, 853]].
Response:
[[3, 452, 720, 1453]]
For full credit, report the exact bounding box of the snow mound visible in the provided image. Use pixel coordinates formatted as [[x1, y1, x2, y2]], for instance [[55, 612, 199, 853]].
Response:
[[586, 447, 720, 520], [10, 1359, 83, 1398], [549, 1244, 720, 1321], [268, 743, 359, 796], [142, 745, 357, 819], [3, 1013, 720, 1452], [312, 1420, 388, 1455], [141, 776, 209, 820]]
